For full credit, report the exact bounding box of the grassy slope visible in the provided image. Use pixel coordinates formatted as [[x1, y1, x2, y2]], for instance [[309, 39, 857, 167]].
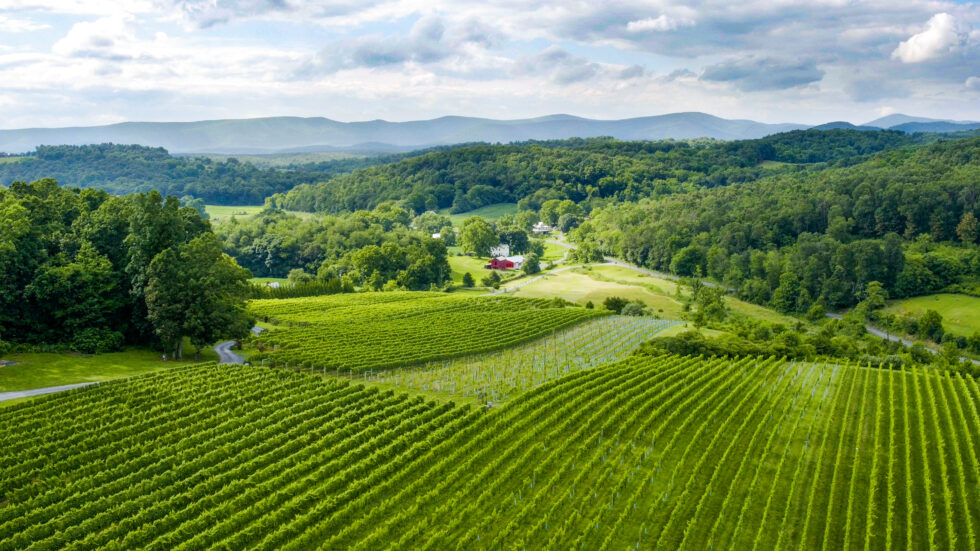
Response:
[[0, 340, 219, 393], [442, 202, 518, 225], [513, 264, 801, 325], [205, 205, 316, 224], [882, 293, 980, 337], [205, 204, 265, 222]]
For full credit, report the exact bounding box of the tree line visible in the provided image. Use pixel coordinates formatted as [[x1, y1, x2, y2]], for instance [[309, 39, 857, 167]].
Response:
[[0, 179, 253, 357], [268, 130, 917, 215]]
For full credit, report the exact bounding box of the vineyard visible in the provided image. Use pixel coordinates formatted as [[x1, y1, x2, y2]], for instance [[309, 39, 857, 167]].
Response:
[[3, 357, 979, 549], [247, 294, 606, 372], [362, 316, 677, 402]]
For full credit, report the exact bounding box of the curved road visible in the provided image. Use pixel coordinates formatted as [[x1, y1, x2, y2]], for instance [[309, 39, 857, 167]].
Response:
[[826, 313, 980, 366], [214, 341, 246, 364]]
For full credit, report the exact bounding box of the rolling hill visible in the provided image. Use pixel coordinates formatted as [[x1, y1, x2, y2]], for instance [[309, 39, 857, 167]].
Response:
[[0, 113, 806, 154]]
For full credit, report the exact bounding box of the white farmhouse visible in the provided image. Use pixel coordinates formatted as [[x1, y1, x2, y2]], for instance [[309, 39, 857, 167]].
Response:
[[532, 221, 552, 234], [489, 243, 510, 257]]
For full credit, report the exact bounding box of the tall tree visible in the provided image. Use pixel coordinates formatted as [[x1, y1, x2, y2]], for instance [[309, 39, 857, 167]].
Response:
[[145, 233, 253, 358]]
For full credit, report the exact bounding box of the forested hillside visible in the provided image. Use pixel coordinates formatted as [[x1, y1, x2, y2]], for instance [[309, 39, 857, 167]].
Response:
[[575, 137, 980, 312], [0, 180, 253, 356], [270, 130, 914, 213]]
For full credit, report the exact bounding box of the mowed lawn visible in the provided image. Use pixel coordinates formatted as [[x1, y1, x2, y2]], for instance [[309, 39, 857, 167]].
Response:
[[0, 341, 220, 393], [883, 293, 980, 336], [205, 204, 265, 222], [513, 264, 802, 325]]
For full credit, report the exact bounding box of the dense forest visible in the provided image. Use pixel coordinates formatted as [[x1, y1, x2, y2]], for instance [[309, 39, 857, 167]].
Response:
[[574, 137, 980, 312], [216, 205, 462, 290], [0, 180, 253, 356], [270, 130, 915, 213], [0, 144, 481, 205]]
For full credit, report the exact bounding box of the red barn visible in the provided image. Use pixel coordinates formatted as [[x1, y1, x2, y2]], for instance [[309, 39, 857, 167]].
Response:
[[485, 256, 524, 270], [486, 257, 515, 270]]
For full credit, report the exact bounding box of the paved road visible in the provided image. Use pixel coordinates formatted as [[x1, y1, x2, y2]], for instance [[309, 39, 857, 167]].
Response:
[[214, 340, 246, 364], [826, 313, 980, 365], [0, 382, 96, 402]]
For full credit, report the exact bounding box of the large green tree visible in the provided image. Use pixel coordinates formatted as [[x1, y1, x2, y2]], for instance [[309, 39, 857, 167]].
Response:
[[146, 233, 253, 358]]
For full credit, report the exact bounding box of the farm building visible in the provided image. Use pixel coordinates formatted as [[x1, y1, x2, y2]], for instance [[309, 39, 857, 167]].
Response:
[[489, 243, 510, 257], [532, 221, 552, 234], [485, 255, 524, 270], [266, 282, 281, 289]]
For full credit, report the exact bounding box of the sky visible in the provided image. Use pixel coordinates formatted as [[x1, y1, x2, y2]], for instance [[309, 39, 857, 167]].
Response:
[[0, 0, 979, 128]]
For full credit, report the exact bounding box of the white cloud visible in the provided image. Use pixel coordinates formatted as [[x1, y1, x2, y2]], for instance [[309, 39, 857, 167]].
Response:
[[52, 15, 144, 60], [892, 13, 963, 63], [626, 15, 694, 33], [0, 15, 51, 32], [967, 76, 980, 91]]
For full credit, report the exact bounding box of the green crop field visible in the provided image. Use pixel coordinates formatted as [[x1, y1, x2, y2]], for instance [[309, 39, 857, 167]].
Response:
[[3, 356, 978, 549], [364, 315, 677, 403], [247, 293, 605, 372], [883, 293, 980, 337]]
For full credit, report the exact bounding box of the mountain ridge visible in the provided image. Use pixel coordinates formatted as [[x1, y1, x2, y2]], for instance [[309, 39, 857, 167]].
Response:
[[3, 112, 978, 155], [0, 113, 807, 154]]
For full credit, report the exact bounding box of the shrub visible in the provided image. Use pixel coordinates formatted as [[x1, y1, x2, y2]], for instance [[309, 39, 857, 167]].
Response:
[[71, 328, 124, 355], [522, 253, 541, 275], [603, 296, 628, 314], [461, 272, 475, 287], [621, 301, 646, 316]]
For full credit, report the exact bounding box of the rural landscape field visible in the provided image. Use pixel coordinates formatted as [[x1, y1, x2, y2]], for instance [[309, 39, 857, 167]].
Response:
[[3, 1, 980, 549]]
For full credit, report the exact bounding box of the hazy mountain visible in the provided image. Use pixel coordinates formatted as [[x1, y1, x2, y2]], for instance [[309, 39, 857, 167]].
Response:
[[863, 113, 980, 129], [810, 121, 881, 131], [0, 113, 806, 154], [889, 121, 980, 134]]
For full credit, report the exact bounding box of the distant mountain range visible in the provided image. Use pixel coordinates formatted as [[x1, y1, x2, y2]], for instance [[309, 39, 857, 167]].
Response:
[[0, 112, 977, 154]]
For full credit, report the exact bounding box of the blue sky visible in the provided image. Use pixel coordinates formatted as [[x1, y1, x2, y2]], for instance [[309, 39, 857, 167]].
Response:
[[0, 1, 978, 128]]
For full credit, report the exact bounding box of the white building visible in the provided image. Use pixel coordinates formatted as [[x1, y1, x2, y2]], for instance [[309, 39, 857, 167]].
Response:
[[489, 243, 510, 257], [532, 221, 552, 234], [266, 282, 281, 289]]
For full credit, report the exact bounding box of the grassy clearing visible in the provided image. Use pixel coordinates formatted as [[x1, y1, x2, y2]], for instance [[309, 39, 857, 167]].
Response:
[[250, 277, 289, 285], [540, 240, 568, 262], [0, 339, 219, 393], [205, 204, 265, 222], [512, 264, 803, 326], [0, 156, 25, 164], [442, 202, 518, 225], [882, 293, 980, 337], [447, 247, 511, 284]]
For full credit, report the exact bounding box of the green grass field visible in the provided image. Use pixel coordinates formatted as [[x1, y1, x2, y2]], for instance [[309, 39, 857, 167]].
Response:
[[514, 264, 802, 325], [442, 202, 518, 225], [0, 156, 25, 164], [883, 293, 980, 337], [250, 277, 289, 285], [205, 204, 265, 222], [0, 340, 218, 393]]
